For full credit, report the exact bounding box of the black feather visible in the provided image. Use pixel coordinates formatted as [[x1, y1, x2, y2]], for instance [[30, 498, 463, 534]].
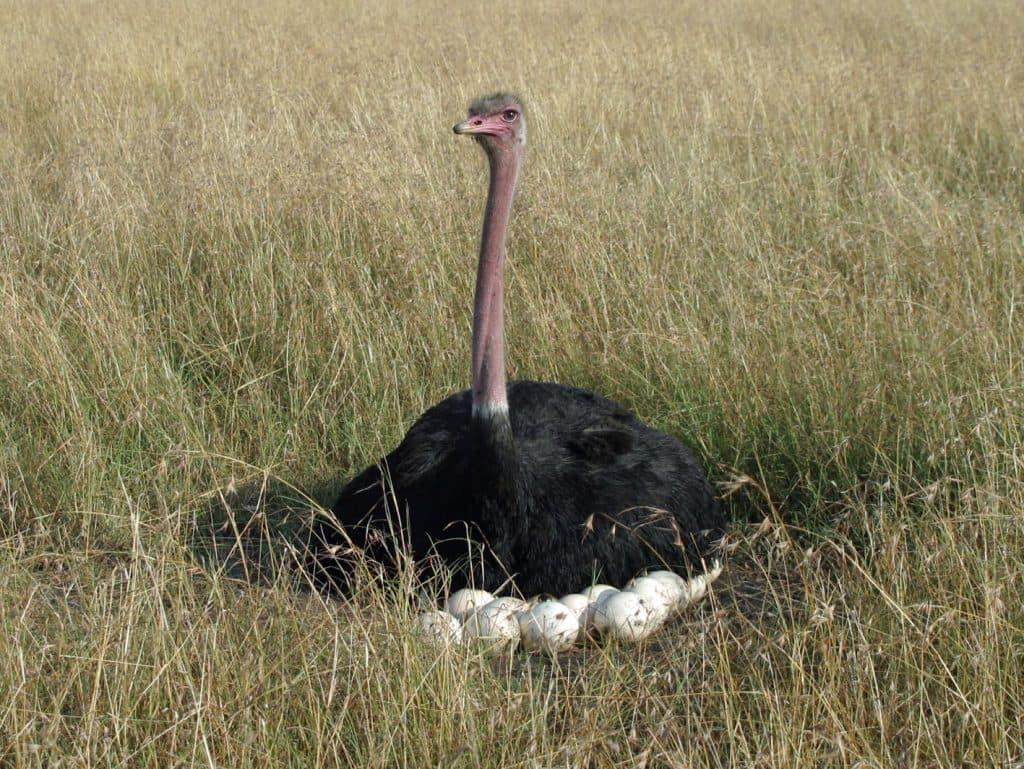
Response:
[[308, 380, 723, 597]]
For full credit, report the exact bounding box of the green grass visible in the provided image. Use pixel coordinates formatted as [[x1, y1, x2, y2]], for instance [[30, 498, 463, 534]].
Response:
[[1, 0, 1022, 766]]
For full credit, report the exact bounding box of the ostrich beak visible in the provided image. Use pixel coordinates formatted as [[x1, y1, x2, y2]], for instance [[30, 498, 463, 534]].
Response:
[[453, 117, 487, 135]]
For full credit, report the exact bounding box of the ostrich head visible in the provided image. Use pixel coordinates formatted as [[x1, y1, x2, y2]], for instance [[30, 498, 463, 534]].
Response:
[[453, 93, 526, 155]]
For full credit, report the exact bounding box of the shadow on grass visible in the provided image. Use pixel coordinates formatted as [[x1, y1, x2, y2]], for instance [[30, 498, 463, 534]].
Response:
[[188, 473, 343, 590]]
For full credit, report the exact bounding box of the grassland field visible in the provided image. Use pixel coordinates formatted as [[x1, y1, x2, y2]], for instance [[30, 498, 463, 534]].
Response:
[[1, 0, 1022, 766]]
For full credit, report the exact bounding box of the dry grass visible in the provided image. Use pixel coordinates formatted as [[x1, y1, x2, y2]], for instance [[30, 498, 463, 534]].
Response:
[[1, 0, 1022, 766]]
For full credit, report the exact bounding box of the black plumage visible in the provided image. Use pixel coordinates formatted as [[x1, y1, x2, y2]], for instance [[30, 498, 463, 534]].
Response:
[[309, 380, 723, 597]]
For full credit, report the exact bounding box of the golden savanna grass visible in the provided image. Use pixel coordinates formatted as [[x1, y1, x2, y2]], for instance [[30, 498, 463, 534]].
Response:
[[1, 0, 1022, 766]]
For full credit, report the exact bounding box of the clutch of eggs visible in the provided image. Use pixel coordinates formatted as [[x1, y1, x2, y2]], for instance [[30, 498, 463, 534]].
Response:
[[418, 559, 723, 657]]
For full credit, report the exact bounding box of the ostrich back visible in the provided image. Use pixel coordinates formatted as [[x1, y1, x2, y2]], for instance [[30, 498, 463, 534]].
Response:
[[310, 380, 723, 597]]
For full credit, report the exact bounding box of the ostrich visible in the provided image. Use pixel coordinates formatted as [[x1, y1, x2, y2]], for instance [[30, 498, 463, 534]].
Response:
[[308, 93, 724, 598]]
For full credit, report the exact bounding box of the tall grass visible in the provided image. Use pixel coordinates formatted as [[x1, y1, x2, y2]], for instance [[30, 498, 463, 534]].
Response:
[[1, 0, 1022, 766]]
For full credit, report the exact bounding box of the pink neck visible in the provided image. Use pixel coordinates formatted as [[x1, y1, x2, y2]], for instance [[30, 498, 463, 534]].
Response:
[[471, 148, 521, 419]]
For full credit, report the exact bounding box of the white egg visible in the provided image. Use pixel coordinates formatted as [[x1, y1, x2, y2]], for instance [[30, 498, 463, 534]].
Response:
[[484, 596, 530, 615], [623, 576, 675, 624], [644, 570, 690, 612], [414, 610, 462, 646], [581, 584, 617, 602], [558, 593, 591, 624], [647, 573, 688, 593], [519, 600, 580, 654], [596, 590, 658, 642], [646, 569, 687, 590], [581, 587, 621, 636], [445, 588, 494, 621], [462, 599, 521, 654], [683, 559, 724, 604]]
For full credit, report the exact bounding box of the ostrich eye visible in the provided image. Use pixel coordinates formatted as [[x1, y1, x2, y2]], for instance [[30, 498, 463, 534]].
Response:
[[501, 109, 519, 122]]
